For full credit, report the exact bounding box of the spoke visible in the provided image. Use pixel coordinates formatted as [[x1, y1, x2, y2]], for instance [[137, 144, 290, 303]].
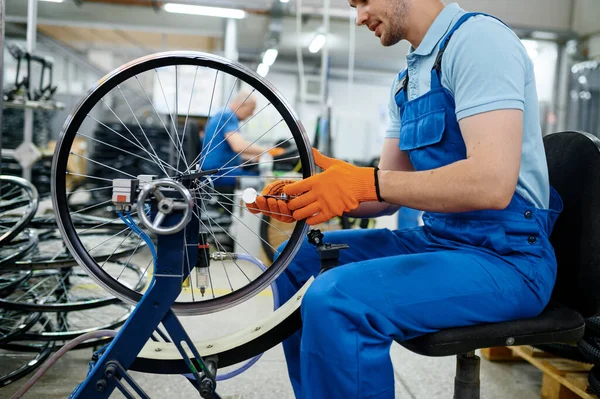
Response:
[[199, 210, 252, 284], [198, 88, 255, 171], [207, 135, 293, 188], [134, 257, 154, 293], [65, 172, 113, 183], [48, 242, 67, 262], [175, 65, 181, 171], [184, 69, 219, 174], [136, 75, 187, 168], [67, 186, 112, 195], [196, 77, 239, 172], [13, 275, 54, 302], [87, 227, 130, 253], [199, 187, 283, 258], [88, 110, 171, 177], [117, 86, 171, 177], [1, 185, 21, 198], [190, 101, 271, 172], [116, 238, 144, 282], [183, 234, 195, 303], [39, 276, 67, 305], [101, 229, 136, 268], [196, 198, 233, 293], [155, 67, 189, 171], [0, 193, 28, 204], [193, 193, 293, 221], [69, 152, 136, 179], [69, 199, 113, 215], [76, 132, 175, 175], [180, 66, 199, 173], [76, 211, 138, 235]]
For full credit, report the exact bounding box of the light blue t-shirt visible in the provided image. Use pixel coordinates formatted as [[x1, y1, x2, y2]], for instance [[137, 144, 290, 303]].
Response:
[[385, 3, 550, 209]]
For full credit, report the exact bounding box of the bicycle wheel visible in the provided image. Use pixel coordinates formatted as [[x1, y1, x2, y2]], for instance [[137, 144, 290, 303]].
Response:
[[0, 176, 39, 246], [14, 230, 143, 270], [19, 302, 133, 341], [52, 51, 314, 315], [0, 230, 38, 270], [0, 264, 144, 312], [0, 309, 41, 344], [0, 271, 32, 298], [0, 317, 54, 387]]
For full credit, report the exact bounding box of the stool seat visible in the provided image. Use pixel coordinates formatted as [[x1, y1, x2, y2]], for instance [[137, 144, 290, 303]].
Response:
[[400, 302, 585, 357]]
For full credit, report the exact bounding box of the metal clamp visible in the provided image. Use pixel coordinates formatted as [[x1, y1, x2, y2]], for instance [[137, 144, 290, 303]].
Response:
[[137, 179, 193, 235]]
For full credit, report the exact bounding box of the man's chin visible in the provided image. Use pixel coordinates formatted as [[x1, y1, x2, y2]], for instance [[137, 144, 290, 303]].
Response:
[[380, 34, 402, 47]]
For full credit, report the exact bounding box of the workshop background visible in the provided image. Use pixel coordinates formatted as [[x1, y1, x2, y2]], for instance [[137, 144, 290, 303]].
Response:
[[1, 0, 600, 398]]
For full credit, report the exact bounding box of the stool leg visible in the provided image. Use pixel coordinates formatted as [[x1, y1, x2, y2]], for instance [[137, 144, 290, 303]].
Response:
[[453, 352, 480, 399]]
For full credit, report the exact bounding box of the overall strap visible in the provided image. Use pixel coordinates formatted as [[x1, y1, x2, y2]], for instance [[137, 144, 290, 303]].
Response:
[[394, 69, 409, 103], [433, 12, 510, 73]]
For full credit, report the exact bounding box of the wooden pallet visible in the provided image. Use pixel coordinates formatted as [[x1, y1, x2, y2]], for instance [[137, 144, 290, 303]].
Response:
[[481, 346, 597, 399]]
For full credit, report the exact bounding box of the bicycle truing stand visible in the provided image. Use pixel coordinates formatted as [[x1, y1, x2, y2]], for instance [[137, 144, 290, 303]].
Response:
[[70, 177, 221, 399]]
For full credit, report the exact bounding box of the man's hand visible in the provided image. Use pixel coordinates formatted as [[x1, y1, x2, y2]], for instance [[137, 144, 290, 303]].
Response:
[[247, 180, 295, 223], [284, 148, 379, 225]]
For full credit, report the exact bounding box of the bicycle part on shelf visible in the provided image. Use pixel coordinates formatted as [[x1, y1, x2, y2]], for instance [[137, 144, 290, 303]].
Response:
[[51, 51, 314, 315], [137, 179, 193, 235], [0, 175, 39, 246]]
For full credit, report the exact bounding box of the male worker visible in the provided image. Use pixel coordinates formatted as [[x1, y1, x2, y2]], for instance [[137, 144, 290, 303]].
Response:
[[249, 1, 562, 398], [202, 90, 284, 213]]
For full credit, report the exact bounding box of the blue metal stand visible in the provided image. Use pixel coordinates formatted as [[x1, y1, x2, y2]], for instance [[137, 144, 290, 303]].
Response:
[[70, 214, 219, 398]]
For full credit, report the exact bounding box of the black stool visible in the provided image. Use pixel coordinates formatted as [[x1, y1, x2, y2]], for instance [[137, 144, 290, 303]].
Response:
[[400, 131, 600, 398]]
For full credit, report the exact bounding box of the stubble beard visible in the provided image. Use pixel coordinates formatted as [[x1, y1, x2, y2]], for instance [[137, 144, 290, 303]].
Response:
[[381, 0, 410, 47]]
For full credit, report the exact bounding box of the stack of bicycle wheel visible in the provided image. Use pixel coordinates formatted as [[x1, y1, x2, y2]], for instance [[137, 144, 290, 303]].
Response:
[[0, 175, 147, 387]]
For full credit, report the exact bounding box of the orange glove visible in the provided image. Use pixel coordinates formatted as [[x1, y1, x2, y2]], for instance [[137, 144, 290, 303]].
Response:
[[246, 180, 295, 223], [268, 147, 286, 157], [283, 148, 381, 225]]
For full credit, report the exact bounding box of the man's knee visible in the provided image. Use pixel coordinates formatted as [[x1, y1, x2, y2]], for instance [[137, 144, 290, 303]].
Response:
[[301, 271, 342, 317]]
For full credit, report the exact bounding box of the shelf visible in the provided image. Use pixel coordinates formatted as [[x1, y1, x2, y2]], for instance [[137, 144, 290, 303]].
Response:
[[3, 99, 65, 111]]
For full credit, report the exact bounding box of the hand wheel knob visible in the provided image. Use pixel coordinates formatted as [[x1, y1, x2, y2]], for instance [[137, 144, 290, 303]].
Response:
[[137, 179, 193, 235]]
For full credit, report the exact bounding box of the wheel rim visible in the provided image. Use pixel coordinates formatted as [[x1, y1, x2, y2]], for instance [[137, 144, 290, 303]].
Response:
[[51, 51, 314, 315], [0, 176, 39, 246]]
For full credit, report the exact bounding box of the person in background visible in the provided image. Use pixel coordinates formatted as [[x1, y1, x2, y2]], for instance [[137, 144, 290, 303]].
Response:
[[201, 91, 285, 214]]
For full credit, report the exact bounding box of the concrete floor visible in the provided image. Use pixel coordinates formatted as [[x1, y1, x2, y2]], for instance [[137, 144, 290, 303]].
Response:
[[1, 341, 543, 398]]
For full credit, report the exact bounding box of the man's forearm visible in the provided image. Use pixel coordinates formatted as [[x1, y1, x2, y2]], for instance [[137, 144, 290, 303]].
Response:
[[378, 158, 515, 213], [345, 201, 400, 218]]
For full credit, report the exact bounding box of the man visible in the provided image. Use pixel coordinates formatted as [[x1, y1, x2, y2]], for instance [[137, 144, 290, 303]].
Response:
[[249, 1, 562, 398], [201, 90, 284, 213]]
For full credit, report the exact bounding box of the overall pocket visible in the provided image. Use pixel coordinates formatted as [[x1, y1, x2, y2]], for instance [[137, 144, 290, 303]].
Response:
[[399, 109, 448, 171], [399, 109, 445, 150]]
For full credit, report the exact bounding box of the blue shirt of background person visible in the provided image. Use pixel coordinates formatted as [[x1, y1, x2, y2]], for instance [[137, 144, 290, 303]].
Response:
[[201, 91, 284, 187]]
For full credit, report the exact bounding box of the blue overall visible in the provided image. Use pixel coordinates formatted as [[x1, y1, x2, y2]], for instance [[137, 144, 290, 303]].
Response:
[[275, 13, 563, 399]]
